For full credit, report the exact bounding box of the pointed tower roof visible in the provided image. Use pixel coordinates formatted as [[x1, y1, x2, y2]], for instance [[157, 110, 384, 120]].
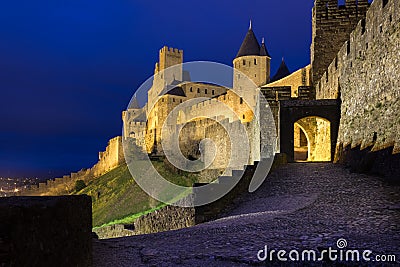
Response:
[[236, 20, 261, 58], [259, 37, 271, 57], [129, 95, 140, 109], [271, 58, 291, 82]]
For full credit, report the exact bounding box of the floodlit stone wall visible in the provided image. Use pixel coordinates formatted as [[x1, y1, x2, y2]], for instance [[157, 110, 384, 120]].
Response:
[[315, 0, 400, 157], [268, 65, 311, 97], [20, 136, 125, 196], [311, 0, 369, 85]]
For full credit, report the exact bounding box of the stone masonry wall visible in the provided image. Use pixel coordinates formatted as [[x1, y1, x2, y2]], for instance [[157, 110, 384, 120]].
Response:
[[267, 65, 311, 97], [20, 136, 125, 196], [92, 136, 125, 177], [0, 195, 92, 266], [316, 0, 400, 156], [133, 205, 195, 235], [311, 0, 369, 85]]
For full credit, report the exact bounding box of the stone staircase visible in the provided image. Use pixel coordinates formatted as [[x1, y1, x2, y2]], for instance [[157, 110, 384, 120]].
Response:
[[194, 154, 286, 224]]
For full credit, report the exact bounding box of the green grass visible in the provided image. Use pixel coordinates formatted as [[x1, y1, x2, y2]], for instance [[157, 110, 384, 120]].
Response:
[[93, 203, 168, 229], [76, 160, 200, 227]]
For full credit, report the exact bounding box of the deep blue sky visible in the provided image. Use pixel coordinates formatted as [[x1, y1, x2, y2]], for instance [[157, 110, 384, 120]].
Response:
[[0, 0, 314, 179]]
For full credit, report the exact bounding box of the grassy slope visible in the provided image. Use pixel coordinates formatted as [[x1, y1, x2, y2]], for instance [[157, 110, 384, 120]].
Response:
[[77, 161, 198, 227]]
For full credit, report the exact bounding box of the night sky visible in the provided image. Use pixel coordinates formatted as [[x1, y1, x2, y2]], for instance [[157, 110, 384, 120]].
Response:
[[0, 0, 315, 179]]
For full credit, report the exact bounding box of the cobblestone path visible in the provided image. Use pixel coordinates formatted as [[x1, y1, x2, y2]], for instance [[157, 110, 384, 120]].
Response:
[[93, 163, 400, 266]]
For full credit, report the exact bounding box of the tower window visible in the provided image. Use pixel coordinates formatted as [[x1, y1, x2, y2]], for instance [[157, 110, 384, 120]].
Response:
[[205, 89, 208, 94], [243, 60, 246, 65], [197, 88, 200, 93], [240, 97, 243, 104], [254, 59, 257, 65], [173, 98, 175, 102], [212, 90, 215, 95], [242, 114, 245, 119], [190, 87, 193, 92]]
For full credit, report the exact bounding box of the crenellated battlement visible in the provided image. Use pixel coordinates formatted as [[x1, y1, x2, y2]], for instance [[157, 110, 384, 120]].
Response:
[[316, 0, 399, 99], [314, 0, 369, 10], [160, 45, 183, 54], [158, 46, 183, 72], [311, 0, 370, 86], [19, 136, 125, 196], [316, 0, 400, 155]]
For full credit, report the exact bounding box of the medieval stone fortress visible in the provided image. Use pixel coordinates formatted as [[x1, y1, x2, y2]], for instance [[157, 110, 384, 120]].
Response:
[[19, 0, 398, 197], [123, 0, 399, 175], [3, 0, 399, 265]]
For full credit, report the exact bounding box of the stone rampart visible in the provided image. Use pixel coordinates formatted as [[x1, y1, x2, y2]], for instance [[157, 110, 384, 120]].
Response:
[[315, 0, 400, 177], [0, 195, 92, 266], [20, 136, 125, 196]]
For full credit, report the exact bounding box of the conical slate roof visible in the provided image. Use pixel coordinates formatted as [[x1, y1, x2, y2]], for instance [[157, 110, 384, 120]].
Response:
[[271, 58, 291, 82], [236, 22, 261, 58], [259, 38, 271, 57], [160, 84, 187, 97], [165, 86, 186, 97]]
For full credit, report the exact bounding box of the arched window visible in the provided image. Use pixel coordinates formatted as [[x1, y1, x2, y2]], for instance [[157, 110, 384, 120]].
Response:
[[243, 60, 246, 65], [254, 58, 257, 65]]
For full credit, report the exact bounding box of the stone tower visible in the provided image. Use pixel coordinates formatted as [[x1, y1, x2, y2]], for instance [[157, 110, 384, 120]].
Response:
[[148, 46, 183, 109], [233, 21, 271, 89], [311, 0, 369, 86], [122, 96, 146, 140]]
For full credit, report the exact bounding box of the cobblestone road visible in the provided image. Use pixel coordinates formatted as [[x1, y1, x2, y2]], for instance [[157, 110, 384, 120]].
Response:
[[93, 163, 400, 266]]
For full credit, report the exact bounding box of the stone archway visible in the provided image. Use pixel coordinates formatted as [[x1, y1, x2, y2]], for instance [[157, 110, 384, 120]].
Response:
[[294, 123, 309, 161], [294, 116, 331, 162], [279, 99, 340, 162]]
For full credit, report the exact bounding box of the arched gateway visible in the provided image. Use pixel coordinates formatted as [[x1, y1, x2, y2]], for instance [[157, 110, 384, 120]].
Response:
[[279, 99, 341, 162]]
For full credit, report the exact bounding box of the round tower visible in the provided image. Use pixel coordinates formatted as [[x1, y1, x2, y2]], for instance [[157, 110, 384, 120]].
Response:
[[233, 21, 271, 88]]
